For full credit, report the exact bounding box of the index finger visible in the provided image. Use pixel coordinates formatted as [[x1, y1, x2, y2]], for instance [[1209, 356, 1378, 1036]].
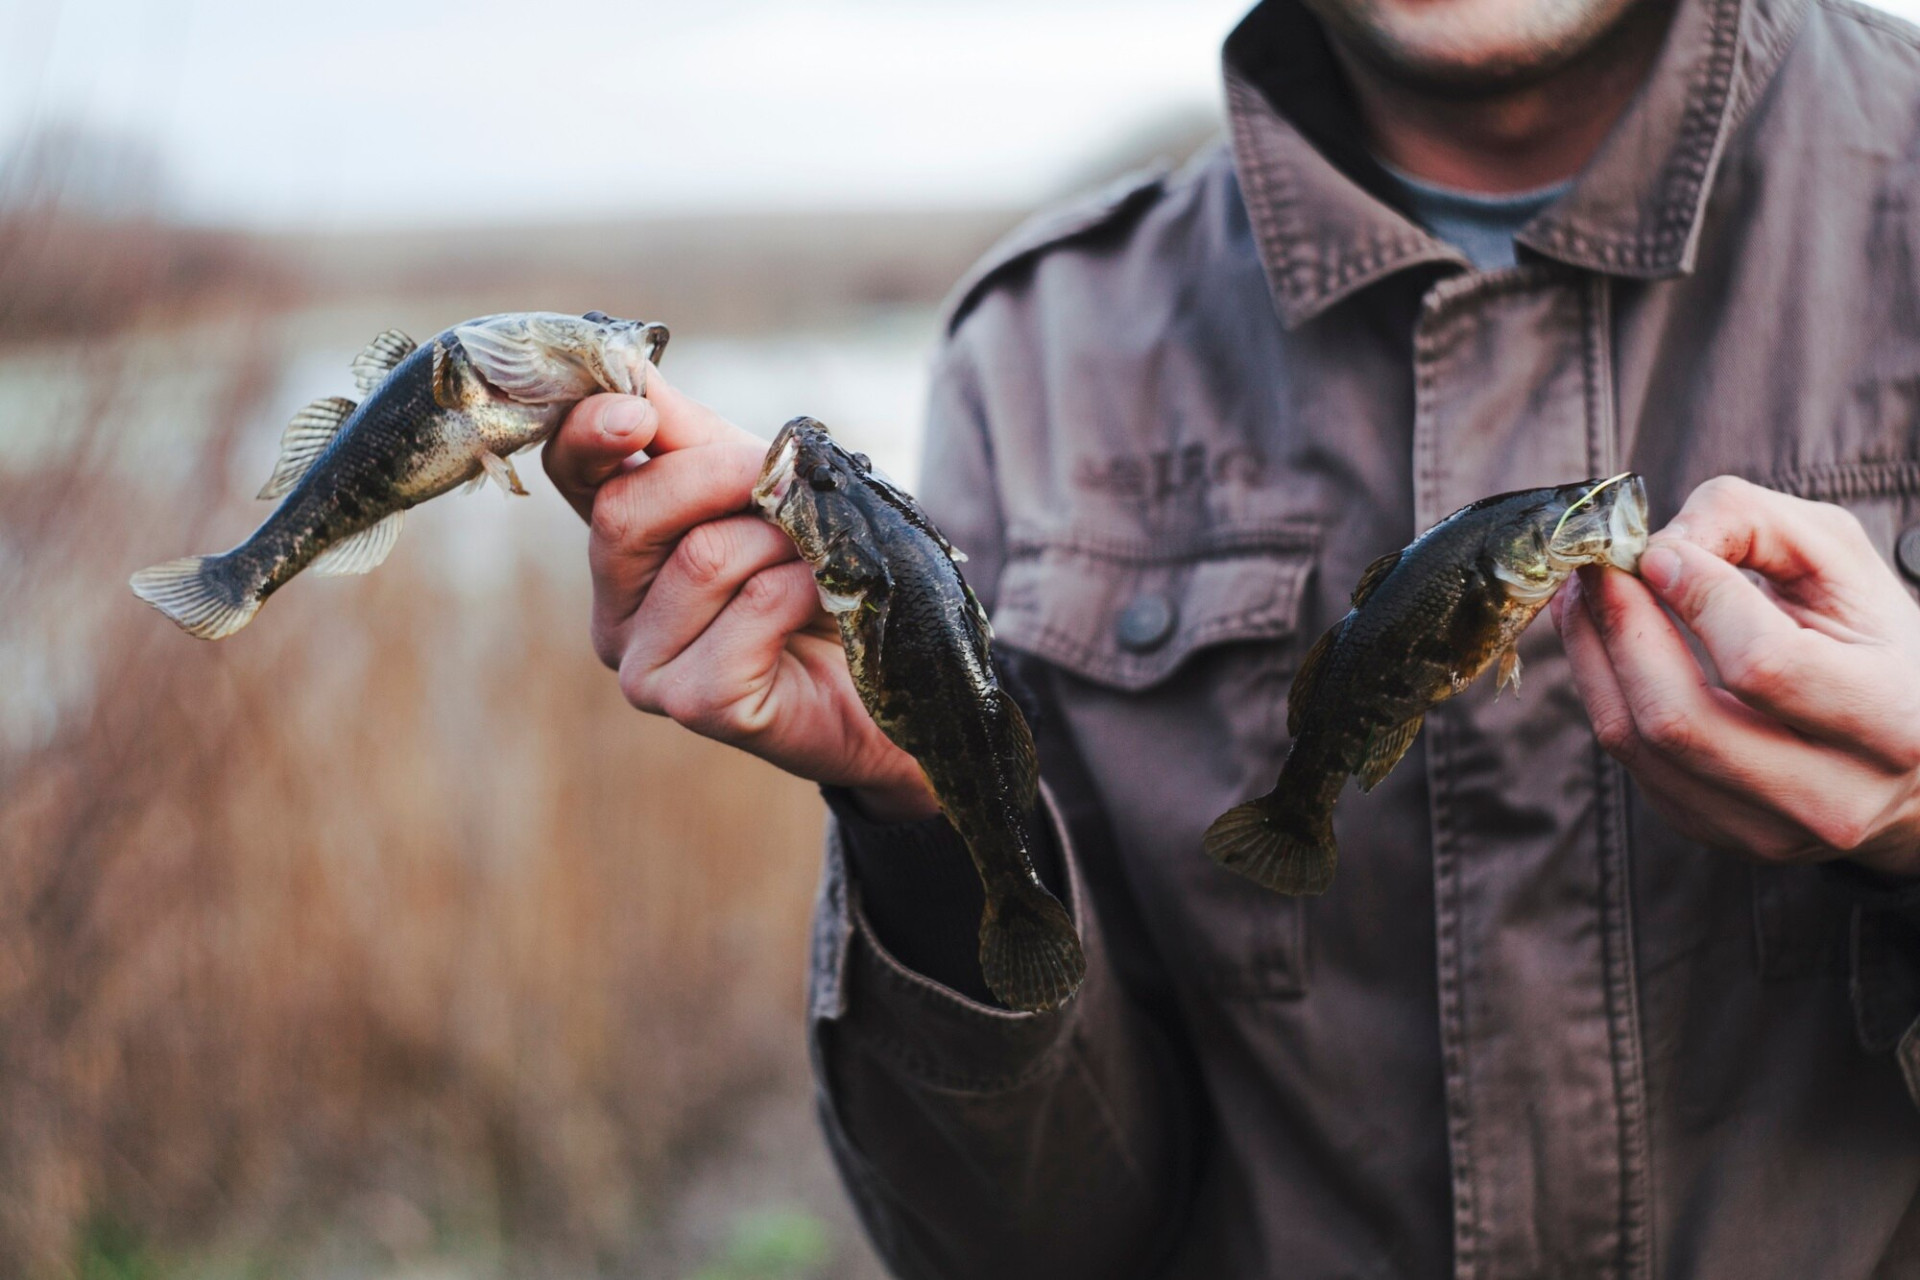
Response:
[[1656, 475, 1893, 629], [542, 364, 763, 523]]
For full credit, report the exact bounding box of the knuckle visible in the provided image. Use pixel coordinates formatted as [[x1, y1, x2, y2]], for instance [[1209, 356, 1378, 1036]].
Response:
[[1807, 807, 1872, 855], [736, 565, 792, 611], [1721, 638, 1795, 699], [1591, 707, 1640, 759], [1691, 475, 1750, 512], [1898, 724, 1920, 774], [588, 485, 639, 549], [1637, 705, 1696, 756], [673, 521, 737, 590], [591, 621, 623, 671], [1817, 500, 1864, 534], [616, 661, 664, 716], [651, 674, 707, 729]]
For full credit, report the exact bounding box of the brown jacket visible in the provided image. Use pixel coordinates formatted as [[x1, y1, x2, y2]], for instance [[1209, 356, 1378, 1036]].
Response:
[[808, 0, 1920, 1275]]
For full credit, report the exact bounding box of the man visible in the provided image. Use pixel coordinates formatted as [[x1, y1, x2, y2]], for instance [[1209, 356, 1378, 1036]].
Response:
[[542, 0, 1920, 1270]]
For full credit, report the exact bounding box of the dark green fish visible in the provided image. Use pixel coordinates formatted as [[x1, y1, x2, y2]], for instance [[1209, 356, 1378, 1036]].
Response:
[[131, 311, 668, 639], [753, 417, 1085, 1012], [1205, 473, 1650, 895]]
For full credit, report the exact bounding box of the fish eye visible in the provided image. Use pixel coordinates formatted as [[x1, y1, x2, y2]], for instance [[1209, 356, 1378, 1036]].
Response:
[[851, 452, 871, 473], [582, 310, 611, 323], [807, 463, 840, 491]]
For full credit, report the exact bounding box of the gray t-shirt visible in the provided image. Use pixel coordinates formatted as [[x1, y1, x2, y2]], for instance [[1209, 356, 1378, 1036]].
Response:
[[1381, 163, 1572, 271]]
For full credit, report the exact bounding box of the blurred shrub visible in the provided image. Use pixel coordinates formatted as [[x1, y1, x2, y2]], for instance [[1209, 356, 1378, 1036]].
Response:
[[0, 317, 826, 1275]]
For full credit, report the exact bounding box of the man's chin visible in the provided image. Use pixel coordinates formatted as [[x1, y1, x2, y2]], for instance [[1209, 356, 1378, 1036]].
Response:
[[1302, 0, 1654, 98]]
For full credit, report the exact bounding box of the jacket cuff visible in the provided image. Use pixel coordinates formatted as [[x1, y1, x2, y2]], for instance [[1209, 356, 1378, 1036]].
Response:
[[809, 785, 1095, 1091], [820, 787, 994, 1003]]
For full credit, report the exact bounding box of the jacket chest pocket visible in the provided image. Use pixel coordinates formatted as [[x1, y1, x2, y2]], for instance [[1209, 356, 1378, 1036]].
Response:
[[990, 522, 1321, 999]]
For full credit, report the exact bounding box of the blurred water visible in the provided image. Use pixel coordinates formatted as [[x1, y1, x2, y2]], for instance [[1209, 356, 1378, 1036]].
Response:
[[0, 305, 938, 766]]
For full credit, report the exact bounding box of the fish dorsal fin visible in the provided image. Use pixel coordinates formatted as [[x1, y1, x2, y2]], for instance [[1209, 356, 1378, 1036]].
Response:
[[258, 396, 356, 499], [1287, 625, 1338, 737], [352, 329, 417, 396], [1351, 549, 1403, 607], [1357, 715, 1424, 793], [310, 510, 405, 577]]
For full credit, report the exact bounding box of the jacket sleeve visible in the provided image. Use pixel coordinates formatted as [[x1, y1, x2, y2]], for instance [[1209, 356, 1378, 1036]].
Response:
[[804, 334, 1195, 1279]]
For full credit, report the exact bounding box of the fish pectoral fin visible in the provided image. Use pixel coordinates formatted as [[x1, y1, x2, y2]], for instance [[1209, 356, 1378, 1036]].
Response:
[[1350, 548, 1404, 607], [351, 328, 417, 396], [430, 340, 467, 410], [1357, 715, 1424, 793], [454, 317, 583, 404], [310, 511, 405, 577], [1496, 648, 1523, 697], [258, 396, 355, 499], [479, 452, 528, 496]]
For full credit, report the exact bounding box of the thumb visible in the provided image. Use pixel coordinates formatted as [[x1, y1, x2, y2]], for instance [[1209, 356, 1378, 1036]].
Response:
[[636, 363, 765, 456]]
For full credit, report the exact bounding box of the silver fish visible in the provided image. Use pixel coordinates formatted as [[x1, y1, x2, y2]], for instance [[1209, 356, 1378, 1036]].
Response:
[[131, 311, 668, 639]]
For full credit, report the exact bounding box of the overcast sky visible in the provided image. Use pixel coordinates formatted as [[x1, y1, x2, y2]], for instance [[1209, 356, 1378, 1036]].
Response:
[[1, 0, 1250, 228], [6, 0, 1918, 230]]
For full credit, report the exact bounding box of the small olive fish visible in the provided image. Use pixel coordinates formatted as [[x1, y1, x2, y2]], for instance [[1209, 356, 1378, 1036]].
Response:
[[753, 417, 1085, 1012], [1205, 473, 1650, 895], [131, 311, 669, 639]]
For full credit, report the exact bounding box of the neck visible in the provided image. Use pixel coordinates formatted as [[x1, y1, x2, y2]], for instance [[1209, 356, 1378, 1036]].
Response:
[[1331, 2, 1677, 194]]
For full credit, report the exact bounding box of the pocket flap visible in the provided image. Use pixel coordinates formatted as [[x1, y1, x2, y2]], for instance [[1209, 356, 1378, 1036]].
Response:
[[991, 524, 1319, 691]]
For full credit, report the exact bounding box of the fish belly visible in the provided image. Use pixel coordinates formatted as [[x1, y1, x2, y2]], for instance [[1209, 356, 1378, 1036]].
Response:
[[393, 404, 558, 503]]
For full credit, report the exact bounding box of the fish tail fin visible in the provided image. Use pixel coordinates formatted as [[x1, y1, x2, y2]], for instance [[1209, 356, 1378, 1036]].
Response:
[[1202, 786, 1338, 895], [129, 554, 261, 640], [979, 879, 1086, 1013]]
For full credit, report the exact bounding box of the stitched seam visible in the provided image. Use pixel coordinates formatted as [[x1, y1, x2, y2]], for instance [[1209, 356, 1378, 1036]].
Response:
[[1003, 525, 1319, 563], [1598, 748, 1655, 1280], [1431, 715, 1477, 1280], [849, 917, 1082, 1093], [1528, 0, 1746, 271], [998, 611, 1299, 688], [1228, 79, 1313, 310], [1820, 0, 1920, 48], [1767, 458, 1920, 501]]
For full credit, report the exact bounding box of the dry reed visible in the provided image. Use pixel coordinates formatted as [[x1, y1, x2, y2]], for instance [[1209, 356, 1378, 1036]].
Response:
[[0, 311, 828, 1276]]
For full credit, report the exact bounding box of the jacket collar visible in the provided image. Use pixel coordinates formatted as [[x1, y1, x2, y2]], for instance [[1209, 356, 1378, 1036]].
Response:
[[1224, 0, 1811, 328]]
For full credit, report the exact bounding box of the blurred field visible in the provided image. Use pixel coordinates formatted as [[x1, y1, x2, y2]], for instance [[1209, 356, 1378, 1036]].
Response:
[[0, 222, 975, 1279], [0, 108, 1216, 1279]]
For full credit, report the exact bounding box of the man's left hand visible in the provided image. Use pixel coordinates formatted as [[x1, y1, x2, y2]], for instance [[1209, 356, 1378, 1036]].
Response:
[[1551, 475, 1920, 876]]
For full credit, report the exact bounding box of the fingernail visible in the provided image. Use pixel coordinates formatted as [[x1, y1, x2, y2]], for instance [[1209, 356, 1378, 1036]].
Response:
[[1640, 545, 1682, 593], [601, 397, 650, 441]]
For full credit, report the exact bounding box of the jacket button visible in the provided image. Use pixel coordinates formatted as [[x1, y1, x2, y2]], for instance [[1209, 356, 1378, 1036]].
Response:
[[1116, 594, 1178, 652], [1899, 525, 1920, 585]]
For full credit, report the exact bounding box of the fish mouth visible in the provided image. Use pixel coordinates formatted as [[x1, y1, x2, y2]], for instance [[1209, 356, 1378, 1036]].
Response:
[[752, 425, 799, 516], [1547, 472, 1649, 572], [1605, 474, 1650, 573]]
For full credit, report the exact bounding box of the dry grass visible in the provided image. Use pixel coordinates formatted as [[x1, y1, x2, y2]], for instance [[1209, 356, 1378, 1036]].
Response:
[[0, 314, 828, 1276]]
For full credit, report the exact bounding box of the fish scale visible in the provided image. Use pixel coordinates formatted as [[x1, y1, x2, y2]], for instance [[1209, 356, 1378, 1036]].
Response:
[[1202, 475, 1648, 895], [754, 416, 1087, 1013], [131, 311, 668, 639]]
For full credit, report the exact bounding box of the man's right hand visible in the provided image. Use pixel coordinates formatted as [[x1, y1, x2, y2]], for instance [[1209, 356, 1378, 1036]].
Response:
[[541, 367, 941, 822]]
